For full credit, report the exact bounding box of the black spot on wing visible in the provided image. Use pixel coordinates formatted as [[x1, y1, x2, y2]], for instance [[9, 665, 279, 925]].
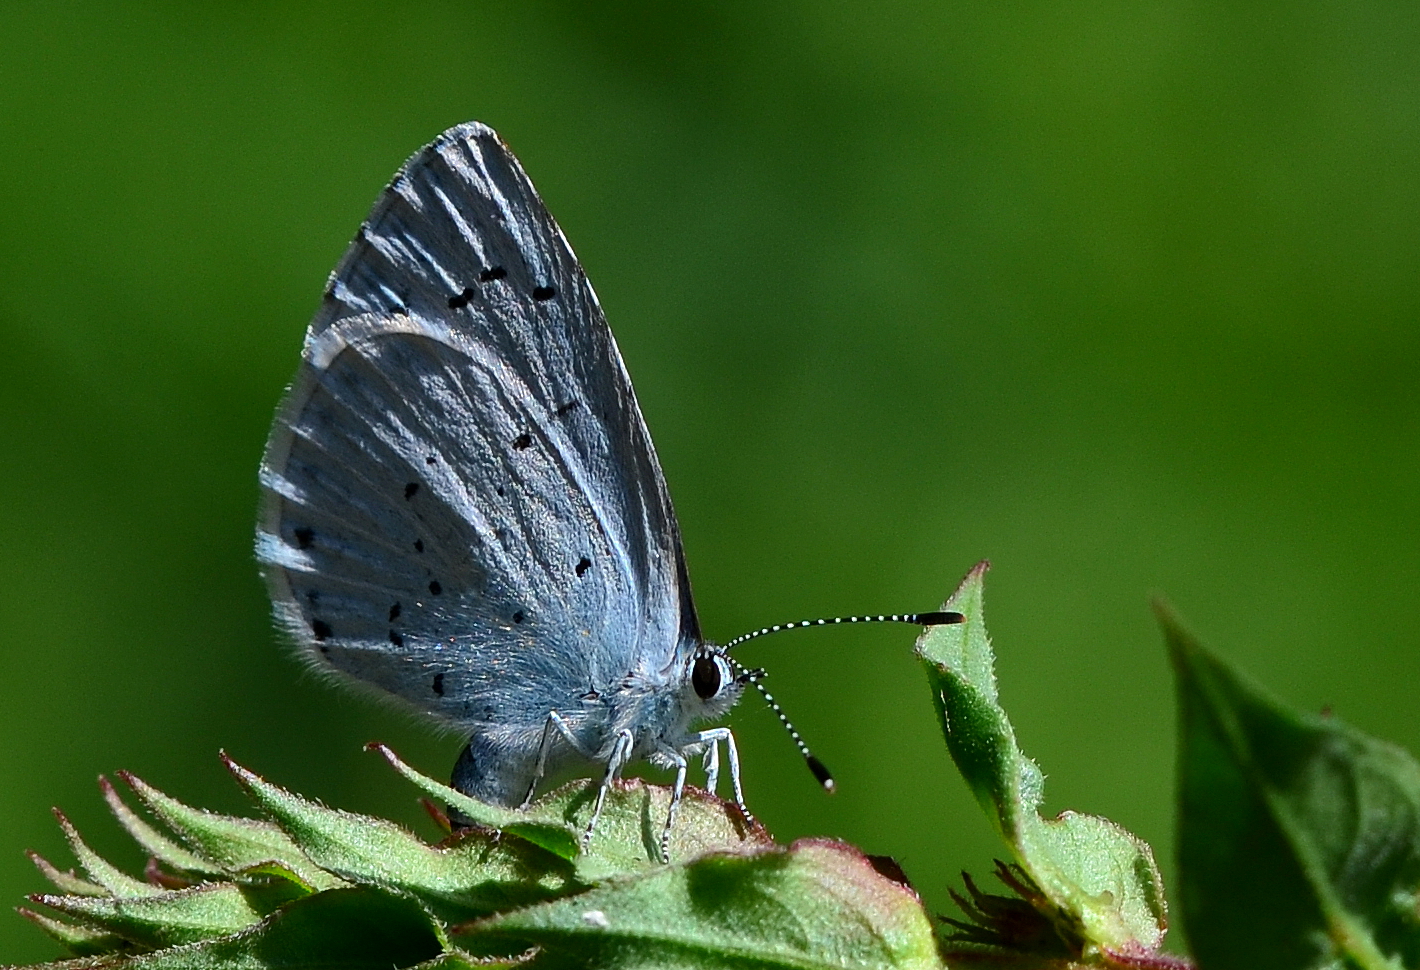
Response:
[[389, 602, 401, 621], [555, 400, 579, 417], [414, 539, 424, 553], [293, 527, 314, 549], [532, 285, 556, 301], [404, 482, 420, 500], [512, 433, 532, 450], [576, 557, 591, 577], [428, 581, 443, 595], [425, 455, 438, 465], [513, 610, 525, 624], [389, 630, 404, 647], [479, 266, 506, 283], [432, 673, 445, 697], [312, 619, 332, 640], [447, 288, 473, 309]]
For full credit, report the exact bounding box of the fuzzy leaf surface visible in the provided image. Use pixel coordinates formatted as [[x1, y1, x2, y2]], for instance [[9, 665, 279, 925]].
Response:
[[100, 776, 223, 876], [463, 839, 943, 970], [29, 883, 281, 949], [118, 770, 345, 891], [916, 561, 1168, 958], [228, 756, 576, 922], [1164, 605, 1420, 970], [21, 887, 450, 970], [370, 745, 771, 882]]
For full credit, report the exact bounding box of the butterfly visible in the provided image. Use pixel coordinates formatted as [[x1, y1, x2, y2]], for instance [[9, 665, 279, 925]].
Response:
[[256, 122, 957, 860]]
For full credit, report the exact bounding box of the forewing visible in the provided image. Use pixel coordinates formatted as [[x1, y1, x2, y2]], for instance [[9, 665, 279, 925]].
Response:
[[256, 122, 697, 731]]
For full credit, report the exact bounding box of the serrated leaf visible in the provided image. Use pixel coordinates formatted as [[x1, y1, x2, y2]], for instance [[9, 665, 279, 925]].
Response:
[[28, 851, 109, 897], [17, 906, 132, 957], [22, 887, 450, 970], [226, 756, 577, 922], [99, 777, 221, 877], [51, 810, 165, 900], [916, 561, 1168, 959], [369, 745, 582, 860], [30, 882, 278, 949], [1163, 603, 1420, 970], [540, 777, 773, 883], [462, 839, 943, 970], [118, 770, 344, 891], [369, 745, 770, 880]]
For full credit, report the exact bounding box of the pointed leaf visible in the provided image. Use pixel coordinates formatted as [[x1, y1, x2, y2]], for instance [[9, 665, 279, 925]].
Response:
[[17, 906, 130, 957], [369, 745, 770, 879], [537, 776, 774, 883], [52, 810, 164, 899], [112, 886, 446, 969], [463, 839, 943, 970], [30, 882, 275, 949], [28, 851, 109, 897], [118, 770, 344, 891], [1163, 604, 1420, 970], [99, 777, 221, 877], [226, 756, 577, 922], [916, 561, 1168, 958], [369, 744, 581, 859]]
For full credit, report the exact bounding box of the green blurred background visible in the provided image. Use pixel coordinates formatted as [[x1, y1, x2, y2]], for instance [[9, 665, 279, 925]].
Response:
[[3, 1, 1417, 961]]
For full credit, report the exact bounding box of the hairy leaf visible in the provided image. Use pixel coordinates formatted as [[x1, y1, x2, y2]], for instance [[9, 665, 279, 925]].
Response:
[[464, 839, 943, 969], [917, 561, 1168, 960]]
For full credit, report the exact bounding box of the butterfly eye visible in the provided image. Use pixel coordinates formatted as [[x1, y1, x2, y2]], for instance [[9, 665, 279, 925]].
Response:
[[691, 654, 723, 700]]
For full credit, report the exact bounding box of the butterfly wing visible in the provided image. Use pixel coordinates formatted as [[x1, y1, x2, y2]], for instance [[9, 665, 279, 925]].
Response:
[[256, 124, 699, 784]]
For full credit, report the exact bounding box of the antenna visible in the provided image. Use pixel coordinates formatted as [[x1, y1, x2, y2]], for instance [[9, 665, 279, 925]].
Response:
[[722, 611, 964, 652], [723, 610, 963, 792], [729, 660, 836, 792]]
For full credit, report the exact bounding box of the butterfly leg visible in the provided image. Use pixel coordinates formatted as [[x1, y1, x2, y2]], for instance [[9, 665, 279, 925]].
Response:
[[521, 710, 594, 810], [583, 728, 633, 850], [696, 727, 754, 826], [656, 743, 691, 863], [702, 737, 721, 795]]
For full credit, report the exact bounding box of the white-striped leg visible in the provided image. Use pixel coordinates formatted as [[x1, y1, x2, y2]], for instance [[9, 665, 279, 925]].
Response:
[[697, 727, 752, 825], [583, 729, 633, 850], [702, 737, 721, 795], [657, 744, 690, 863], [522, 711, 591, 809]]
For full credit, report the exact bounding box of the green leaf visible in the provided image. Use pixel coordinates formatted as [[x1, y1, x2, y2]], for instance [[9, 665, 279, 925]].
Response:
[[100, 776, 223, 877], [1163, 603, 1420, 970], [51, 810, 166, 900], [368, 744, 771, 882], [24, 887, 451, 970], [369, 744, 582, 860], [538, 777, 774, 883], [463, 838, 944, 970], [916, 561, 1169, 960], [118, 769, 345, 891], [17, 905, 132, 957], [27, 851, 109, 897], [29, 883, 278, 949], [226, 756, 577, 922]]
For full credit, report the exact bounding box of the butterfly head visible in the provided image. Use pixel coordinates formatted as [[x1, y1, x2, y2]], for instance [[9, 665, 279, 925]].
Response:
[[680, 645, 748, 724]]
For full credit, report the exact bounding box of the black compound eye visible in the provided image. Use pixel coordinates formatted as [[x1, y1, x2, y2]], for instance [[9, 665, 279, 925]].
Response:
[[692, 655, 722, 700]]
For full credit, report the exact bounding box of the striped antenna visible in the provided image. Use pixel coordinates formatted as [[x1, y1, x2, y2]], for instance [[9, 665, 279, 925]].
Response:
[[728, 661, 836, 792], [721, 611, 964, 652], [721, 610, 963, 792]]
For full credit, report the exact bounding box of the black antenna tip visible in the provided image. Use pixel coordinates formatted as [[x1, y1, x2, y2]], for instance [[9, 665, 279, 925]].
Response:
[[917, 611, 965, 626], [806, 755, 836, 793]]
